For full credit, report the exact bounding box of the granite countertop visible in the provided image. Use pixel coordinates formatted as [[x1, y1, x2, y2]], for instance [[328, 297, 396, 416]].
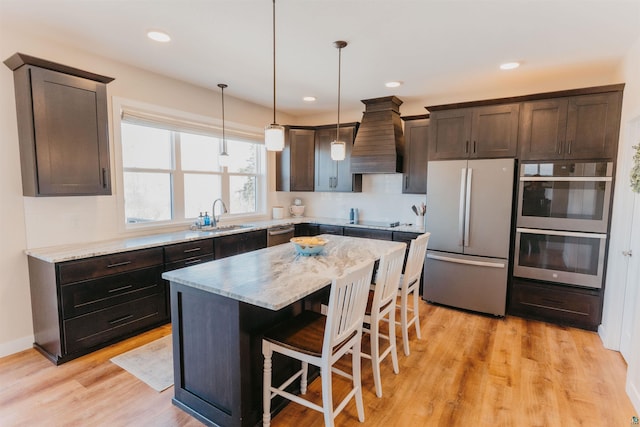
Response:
[[25, 216, 424, 263], [162, 234, 406, 310]]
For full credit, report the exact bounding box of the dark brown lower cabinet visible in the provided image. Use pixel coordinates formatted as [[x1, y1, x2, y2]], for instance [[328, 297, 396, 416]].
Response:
[[294, 223, 319, 237], [28, 247, 168, 364], [317, 224, 344, 235], [214, 230, 267, 259], [508, 278, 602, 331], [343, 227, 393, 240]]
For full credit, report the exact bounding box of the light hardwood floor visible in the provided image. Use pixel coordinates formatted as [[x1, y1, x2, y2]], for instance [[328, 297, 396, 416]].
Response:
[[0, 302, 636, 426]]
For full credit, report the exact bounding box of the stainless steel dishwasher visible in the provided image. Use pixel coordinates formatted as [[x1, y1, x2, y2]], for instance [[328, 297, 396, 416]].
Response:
[[267, 225, 295, 246]]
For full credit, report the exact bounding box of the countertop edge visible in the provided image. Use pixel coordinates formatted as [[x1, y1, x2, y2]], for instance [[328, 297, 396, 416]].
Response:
[[25, 217, 424, 263]]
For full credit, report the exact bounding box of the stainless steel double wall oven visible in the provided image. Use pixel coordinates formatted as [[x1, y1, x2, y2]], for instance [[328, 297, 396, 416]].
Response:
[[514, 161, 613, 288]]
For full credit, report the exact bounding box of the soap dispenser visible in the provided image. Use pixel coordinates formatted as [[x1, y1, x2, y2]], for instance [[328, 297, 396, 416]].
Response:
[[203, 212, 211, 227]]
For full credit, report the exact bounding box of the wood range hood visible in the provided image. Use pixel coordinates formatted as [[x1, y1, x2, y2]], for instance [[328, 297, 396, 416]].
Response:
[[350, 96, 405, 173]]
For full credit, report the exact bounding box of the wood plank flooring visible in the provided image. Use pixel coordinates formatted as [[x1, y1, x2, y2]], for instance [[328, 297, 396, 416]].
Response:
[[0, 302, 636, 426]]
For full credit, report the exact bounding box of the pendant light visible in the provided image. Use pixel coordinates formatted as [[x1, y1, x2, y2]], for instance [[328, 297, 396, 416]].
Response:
[[265, 0, 284, 151], [331, 40, 347, 161], [218, 83, 230, 167]]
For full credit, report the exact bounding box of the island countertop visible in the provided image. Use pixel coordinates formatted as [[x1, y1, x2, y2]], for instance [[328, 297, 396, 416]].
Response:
[[162, 234, 406, 311]]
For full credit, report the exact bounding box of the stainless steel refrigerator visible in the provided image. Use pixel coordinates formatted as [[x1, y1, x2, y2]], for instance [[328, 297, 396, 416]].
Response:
[[423, 158, 515, 316]]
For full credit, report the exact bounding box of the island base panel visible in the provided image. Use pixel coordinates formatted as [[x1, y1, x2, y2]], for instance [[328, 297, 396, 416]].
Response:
[[170, 282, 308, 427]]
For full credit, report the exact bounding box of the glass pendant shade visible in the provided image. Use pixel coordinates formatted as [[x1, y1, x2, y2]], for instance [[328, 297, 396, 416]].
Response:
[[265, 123, 285, 151], [330, 140, 346, 161]]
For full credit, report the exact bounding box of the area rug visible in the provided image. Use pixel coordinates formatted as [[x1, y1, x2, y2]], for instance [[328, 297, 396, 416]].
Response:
[[110, 335, 173, 392]]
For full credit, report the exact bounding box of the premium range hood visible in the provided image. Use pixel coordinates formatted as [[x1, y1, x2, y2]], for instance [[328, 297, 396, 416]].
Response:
[[350, 96, 404, 173]]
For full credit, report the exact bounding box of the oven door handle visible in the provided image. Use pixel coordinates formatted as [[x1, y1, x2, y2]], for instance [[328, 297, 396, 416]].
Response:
[[519, 176, 612, 182], [516, 228, 607, 239]]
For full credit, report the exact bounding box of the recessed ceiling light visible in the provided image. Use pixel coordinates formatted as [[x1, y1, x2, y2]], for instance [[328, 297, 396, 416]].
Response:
[[303, 96, 316, 102], [147, 31, 171, 43], [385, 81, 402, 88], [500, 62, 520, 70]]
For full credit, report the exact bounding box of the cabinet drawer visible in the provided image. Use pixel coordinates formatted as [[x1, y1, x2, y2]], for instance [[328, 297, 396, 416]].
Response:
[[165, 255, 215, 272], [509, 280, 601, 330], [58, 247, 164, 285], [60, 266, 163, 319], [392, 231, 421, 243], [318, 225, 343, 235], [64, 293, 167, 354], [343, 227, 392, 240], [164, 239, 214, 263]]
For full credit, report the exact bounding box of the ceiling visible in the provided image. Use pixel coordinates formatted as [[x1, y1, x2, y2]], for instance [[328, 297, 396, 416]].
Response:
[[2, 0, 639, 117]]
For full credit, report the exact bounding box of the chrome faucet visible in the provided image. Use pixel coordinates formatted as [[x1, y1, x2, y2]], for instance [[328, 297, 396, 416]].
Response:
[[211, 198, 228, 227]]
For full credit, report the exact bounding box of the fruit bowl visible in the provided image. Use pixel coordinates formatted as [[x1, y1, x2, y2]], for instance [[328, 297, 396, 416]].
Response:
[[290, 237, 327, 256]]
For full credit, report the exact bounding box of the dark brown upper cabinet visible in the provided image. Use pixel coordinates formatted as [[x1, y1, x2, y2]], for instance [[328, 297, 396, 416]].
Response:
[[401, 115, 429, 194], [314, 123, 362, 192], [428, 103, 519, 160], [276, 127, 315, 192], [4, 53, 114, 196], [519, 91, 623, 160]]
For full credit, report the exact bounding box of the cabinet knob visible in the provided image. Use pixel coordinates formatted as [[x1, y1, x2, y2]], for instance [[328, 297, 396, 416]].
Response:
[[622, 250, 633, 257]]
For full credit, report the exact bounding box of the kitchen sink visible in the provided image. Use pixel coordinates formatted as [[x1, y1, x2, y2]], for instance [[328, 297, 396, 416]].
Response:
[[196, 224, 254, 233]]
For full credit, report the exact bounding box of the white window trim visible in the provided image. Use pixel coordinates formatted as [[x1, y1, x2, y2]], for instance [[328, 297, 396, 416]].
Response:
[[112, 97, 268, 234]]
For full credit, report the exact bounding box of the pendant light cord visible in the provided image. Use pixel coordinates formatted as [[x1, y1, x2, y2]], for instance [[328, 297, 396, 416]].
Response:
[[272, 0, 277, 125], [221, 86, 225, 142], [336, 44, 341, 138]]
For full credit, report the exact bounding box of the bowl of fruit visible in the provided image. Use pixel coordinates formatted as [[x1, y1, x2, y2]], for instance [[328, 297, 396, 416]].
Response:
[[290, 236, 327, 256]]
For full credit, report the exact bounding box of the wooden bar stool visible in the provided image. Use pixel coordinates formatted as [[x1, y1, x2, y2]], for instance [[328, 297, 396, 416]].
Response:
[[397, 232, 430, 356], [262, 261, 374, 427], [361, 244, 406, 398]]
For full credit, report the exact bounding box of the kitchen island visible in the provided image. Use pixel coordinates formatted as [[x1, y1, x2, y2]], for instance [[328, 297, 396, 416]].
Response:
[[162, 235, 406, 427]]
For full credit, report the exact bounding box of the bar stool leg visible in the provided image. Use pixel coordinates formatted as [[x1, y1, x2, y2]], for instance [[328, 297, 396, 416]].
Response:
[[262, 343, 272, 427]]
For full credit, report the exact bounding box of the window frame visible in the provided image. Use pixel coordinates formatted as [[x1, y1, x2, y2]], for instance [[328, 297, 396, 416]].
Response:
[[112, 97, 267, 233]]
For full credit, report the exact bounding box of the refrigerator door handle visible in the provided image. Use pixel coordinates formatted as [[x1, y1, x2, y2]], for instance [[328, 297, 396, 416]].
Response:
[[427, 253, 506, 269], [464, 168, 473, 247], [458, 168, 467, 246]]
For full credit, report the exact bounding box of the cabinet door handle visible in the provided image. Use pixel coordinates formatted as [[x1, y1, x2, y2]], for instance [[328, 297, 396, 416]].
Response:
[[404, 176, 409, 189], [107, 261, 132, 268], [465, 140, 469, 154], [183, 247, 201, 253], [473, 141, 477, 154], [108, 285, 133, 293], [558, 142, 563, 155], [108, 314, 134, 325], [102, 168, 108, 189], [567, 140, 572, 154], [184, 258, 202, 265]]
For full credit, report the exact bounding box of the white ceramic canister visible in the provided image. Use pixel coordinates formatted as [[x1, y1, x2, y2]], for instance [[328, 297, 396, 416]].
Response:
[[272, 206, 284, 219]]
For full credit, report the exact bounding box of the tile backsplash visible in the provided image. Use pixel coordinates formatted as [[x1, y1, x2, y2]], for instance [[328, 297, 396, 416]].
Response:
[[270, 174, 426, 226]]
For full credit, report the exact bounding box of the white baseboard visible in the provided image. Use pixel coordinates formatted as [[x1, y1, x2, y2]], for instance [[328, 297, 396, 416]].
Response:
[[598, 323, 621, 351], [0, 335, 34, 358]]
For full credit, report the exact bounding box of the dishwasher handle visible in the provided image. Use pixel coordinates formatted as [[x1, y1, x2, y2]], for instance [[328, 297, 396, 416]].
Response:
[[268, 226, 295, 236]]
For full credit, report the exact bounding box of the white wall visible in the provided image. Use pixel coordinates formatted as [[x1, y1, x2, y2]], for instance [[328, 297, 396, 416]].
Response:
[[597, 32, 640, 413], [0, 22, 636, 360]]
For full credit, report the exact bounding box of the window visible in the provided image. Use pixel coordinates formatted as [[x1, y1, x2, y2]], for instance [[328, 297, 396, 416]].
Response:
[[117, 105, 265, 227]]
